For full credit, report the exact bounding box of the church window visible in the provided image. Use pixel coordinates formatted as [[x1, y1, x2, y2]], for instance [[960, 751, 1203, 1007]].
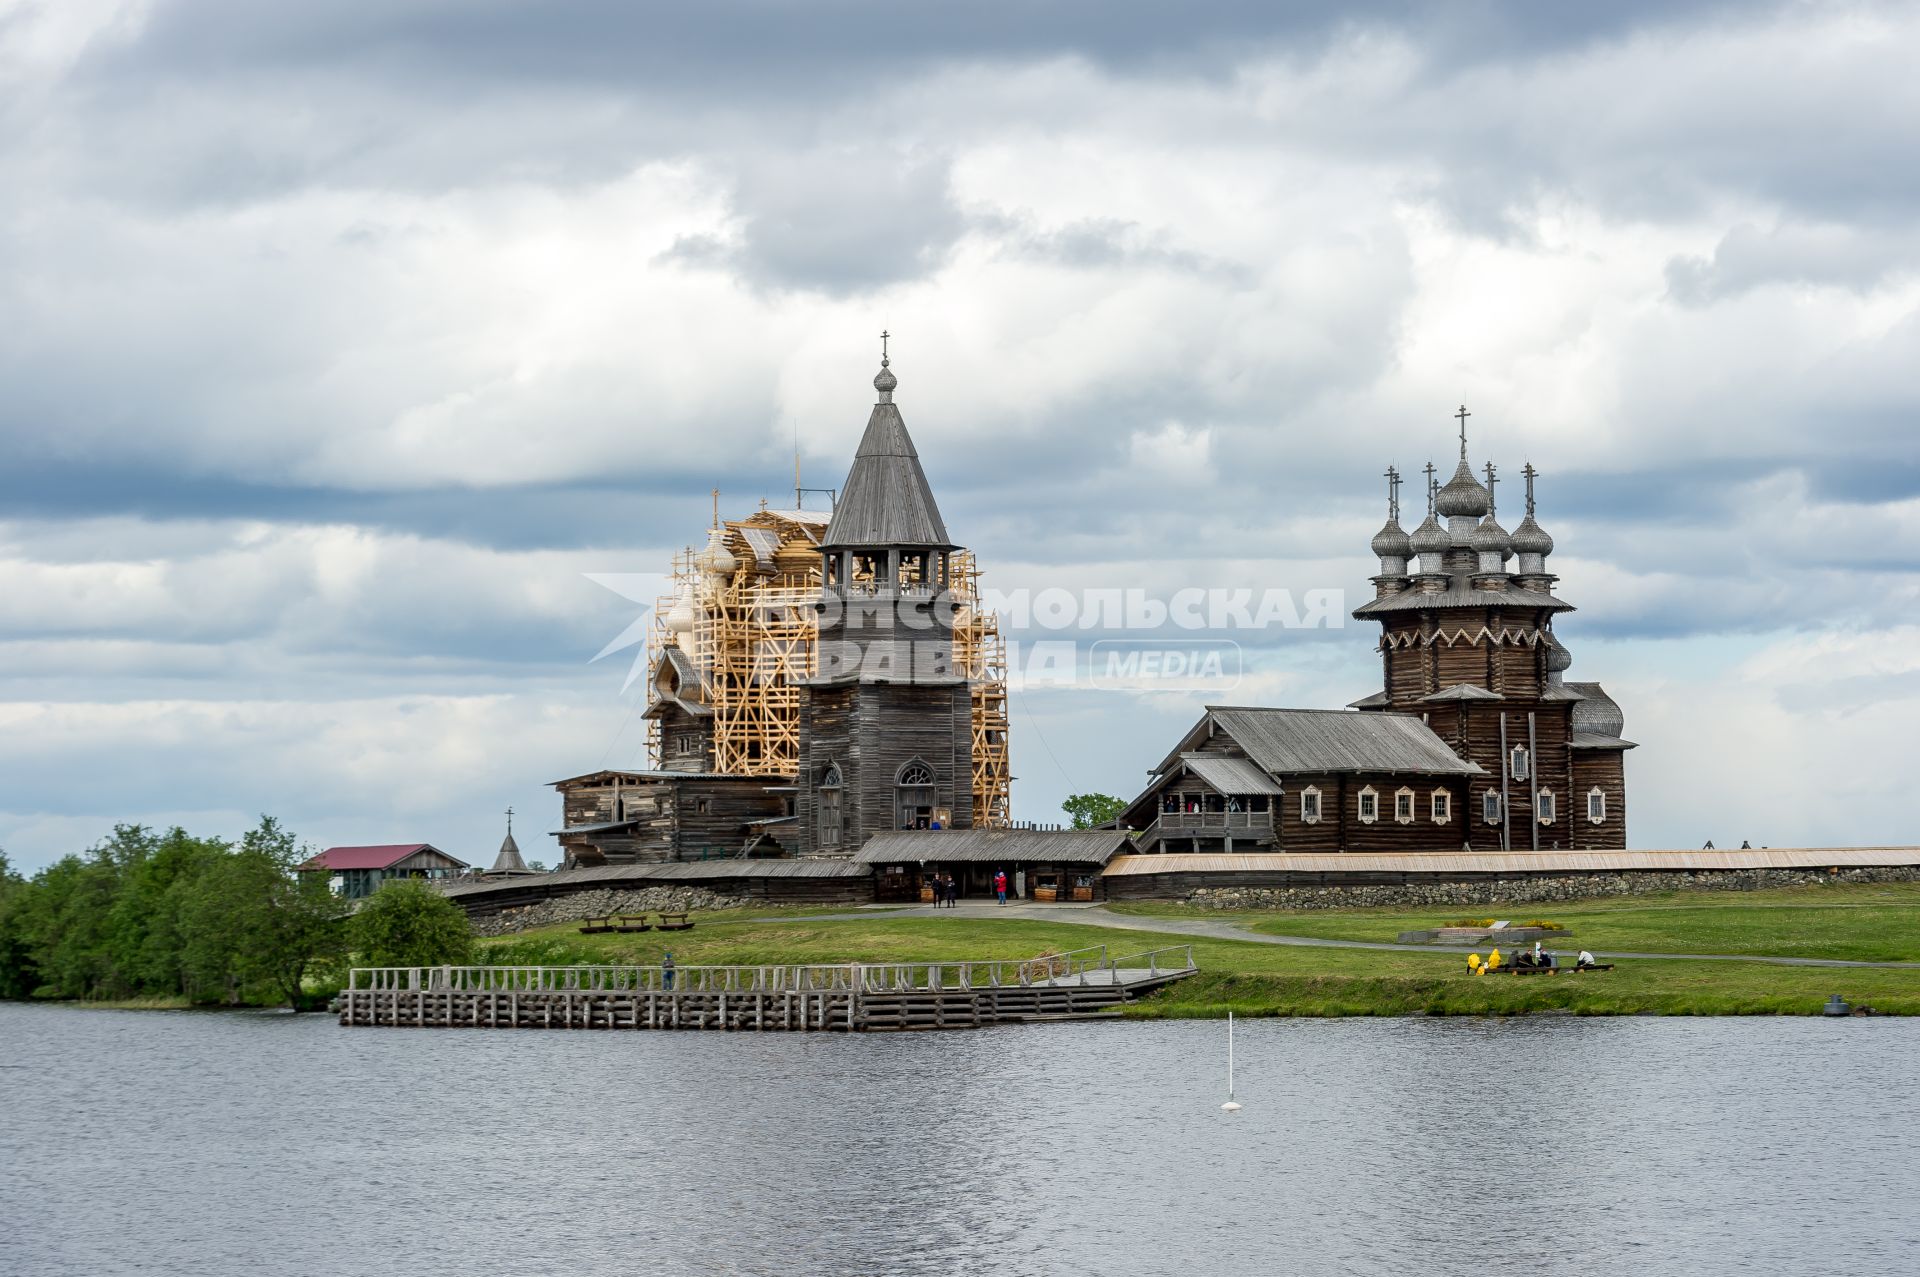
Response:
[[1510, 746, 1531, 781], [1357, 786, 1379, 824], [1538, 790, 1556, 824], [1482, 791, 1502, 825], [1431, 790, 1451, 823], [1587, 787, 1607, 824], [1300, 786, 1322, 825], [897, 760, 937, 830], [817, 764, 844, 848], [1394, 787, 1416, 824]]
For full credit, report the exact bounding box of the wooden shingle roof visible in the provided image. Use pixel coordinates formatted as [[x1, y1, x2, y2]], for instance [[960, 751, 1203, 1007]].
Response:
[[821, 392, 953, 549], [856, 828, 1133, 864], [1152, 707, 1484, 778]]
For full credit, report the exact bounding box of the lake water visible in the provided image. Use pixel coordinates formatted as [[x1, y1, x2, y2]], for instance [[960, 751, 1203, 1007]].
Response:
[[1, 1003, 1915, 1276]]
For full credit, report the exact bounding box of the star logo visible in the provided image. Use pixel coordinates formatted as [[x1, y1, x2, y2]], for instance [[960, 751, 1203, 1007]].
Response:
[[583, 572, 672, 692]]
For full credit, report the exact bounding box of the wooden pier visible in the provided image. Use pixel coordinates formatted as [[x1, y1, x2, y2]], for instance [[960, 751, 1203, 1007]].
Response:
[[336, 944, 1197, 1032]]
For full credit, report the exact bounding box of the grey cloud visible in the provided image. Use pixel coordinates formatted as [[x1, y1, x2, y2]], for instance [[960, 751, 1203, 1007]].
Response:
[[662, 147, 964, 294], [984, 216, 1252, 281], [1666, 222, 1920, 304], [92, 1, 1738, 98]]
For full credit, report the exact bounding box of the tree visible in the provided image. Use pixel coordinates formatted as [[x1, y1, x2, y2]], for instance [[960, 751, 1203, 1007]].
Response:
[[0, 849, 36, 1000], [107, 826, 230, 997], [351, 878, 475, 968], [183, 817, 347, 1008], [1062, 793, 1126, 830]]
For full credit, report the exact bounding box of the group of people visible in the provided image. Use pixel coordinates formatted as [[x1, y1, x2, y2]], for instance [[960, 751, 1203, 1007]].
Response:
[[924, 869, 1014, 905], [1468, 942, 1601, 975]]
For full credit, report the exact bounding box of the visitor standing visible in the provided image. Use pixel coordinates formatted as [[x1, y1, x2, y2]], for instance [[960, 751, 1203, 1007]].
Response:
[[994, 870, 1008, 904], [662, 951, 676, 989]]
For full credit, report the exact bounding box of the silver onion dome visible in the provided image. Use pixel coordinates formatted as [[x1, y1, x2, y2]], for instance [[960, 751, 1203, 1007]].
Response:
[[1409, 512, 1449, 556], [1470, 514, 1512, 558], [1371, 520, 1413, 559], [1511, 513, 1554, 557], [1434, 459, 1490, 518]]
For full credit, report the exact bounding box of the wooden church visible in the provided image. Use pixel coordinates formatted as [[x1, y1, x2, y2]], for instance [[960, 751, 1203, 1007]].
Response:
[[550, 348, 988, 867], [1121, 408, 1633, 852]]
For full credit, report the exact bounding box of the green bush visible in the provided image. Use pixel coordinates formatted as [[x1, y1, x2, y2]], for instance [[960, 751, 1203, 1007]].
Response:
[[350, 879, 475, 968]]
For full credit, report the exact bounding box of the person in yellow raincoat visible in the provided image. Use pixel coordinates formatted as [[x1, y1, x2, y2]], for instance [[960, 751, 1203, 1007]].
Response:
[[1468, 953, 1483, 974], [1486, 946, 1503, 972]]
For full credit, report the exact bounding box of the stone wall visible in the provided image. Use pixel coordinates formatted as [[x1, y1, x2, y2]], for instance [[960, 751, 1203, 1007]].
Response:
[[1179, 865, 1920, 911], [472, 886, 747, 937]]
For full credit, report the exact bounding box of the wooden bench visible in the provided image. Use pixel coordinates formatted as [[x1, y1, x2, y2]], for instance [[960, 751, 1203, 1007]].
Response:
[[1570, 963, 1615, 973], [1507, 963, 1560, 976], [656, 911, 695, 932], [613, 914, 653, 933], [578, 916, 615, 935]]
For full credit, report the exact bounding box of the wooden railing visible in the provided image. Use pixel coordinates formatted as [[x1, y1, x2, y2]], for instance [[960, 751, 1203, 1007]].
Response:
[[345, 944, 1198, 997], [1154, 811, 1273, 832]]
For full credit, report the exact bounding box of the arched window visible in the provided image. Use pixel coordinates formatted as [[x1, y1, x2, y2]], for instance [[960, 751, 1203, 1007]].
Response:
[[1587, 787, 1607, 824], [1394, 787, 1416, 824], [817, 763, 844, 848], [1356, 786, 1379, 824], [1537, 790, 1556, 824], [1300, 786, 1322, 825], [896, 760, 936, 830], [1509, 746, 1531, 781], [1430, 789, 1452, 823], [1483, 791, 1502, 825]]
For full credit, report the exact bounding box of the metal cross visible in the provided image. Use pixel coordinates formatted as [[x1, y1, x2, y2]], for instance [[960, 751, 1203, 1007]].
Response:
[[505, 806, 514, 833], [1455, 404, 1471, 459], [880, 329, 890, 365], [1522, 462, 1538, 517], [1484, 461, 1498, 518], [1423, 461, 1437, 515], [1383, 466, 1401, 522]]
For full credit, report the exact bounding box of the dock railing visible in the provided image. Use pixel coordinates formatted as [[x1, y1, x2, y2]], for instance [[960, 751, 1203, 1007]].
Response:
[[345, 944, 1198, 997]]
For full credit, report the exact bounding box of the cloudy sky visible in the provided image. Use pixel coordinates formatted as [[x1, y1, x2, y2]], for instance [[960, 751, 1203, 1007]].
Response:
[[2, 0, 1917, 873]]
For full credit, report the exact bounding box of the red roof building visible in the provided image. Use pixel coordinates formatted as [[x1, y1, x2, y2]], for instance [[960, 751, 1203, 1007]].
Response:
[[299, 843, 468, 899]]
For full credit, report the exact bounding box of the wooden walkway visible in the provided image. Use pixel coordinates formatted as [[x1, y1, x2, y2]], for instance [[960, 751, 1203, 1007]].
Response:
[[336, 945, 1198, 1032]]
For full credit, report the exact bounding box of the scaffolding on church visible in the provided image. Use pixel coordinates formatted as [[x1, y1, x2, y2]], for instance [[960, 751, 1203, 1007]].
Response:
[[952, 550, 1012, 828], [646, 503, 1012, 828]]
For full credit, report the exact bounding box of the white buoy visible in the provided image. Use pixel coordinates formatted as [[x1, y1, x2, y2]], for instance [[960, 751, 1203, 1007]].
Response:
[[1221, 1011, 1242, 1111]]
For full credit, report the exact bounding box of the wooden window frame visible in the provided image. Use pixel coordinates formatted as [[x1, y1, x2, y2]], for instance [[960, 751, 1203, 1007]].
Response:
[[1356, 785, 1379, 825], [1431, 789, 1451, 823], [817, 763, 845, 848], [1587, 787, 1607, 825], [1394, 787, 1416, 825], [1300, 786, 1322, 825], [1538, 790, 1556, 825]]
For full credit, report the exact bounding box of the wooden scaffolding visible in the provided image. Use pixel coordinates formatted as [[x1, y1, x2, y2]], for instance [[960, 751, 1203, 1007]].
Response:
[[952, 551, 1012, 827], [647, 505, 1012, 827]]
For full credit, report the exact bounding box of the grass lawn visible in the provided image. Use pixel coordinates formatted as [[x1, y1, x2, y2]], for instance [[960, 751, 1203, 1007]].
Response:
[[1109, 881, 1920, 963], [477, 907, 1920, 1018]]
